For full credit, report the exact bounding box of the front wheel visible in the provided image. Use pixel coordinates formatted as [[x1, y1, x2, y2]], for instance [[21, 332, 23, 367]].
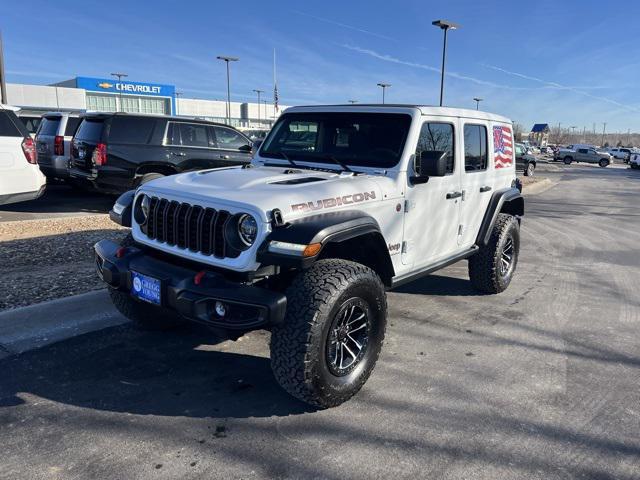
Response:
[[524, 162, 535, 176], [270, 259, 387, 408], [599, 159, 609, 168], [468, 213, 520, 294]]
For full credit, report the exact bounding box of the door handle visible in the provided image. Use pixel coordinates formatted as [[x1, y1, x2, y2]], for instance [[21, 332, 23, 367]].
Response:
[[219, 154, 230, 160], [480, 186, 492, 192], [171, 152, 186, 157], [446, 191, 462, 199]]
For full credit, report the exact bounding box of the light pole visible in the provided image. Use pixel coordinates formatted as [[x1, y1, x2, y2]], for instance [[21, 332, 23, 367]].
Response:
[[570, 125, 577, 142], [217, 56, 239, 125], [110, 72, 128, 111], [432, 20, 460, 107], [348, 99, 358, 104], [473, 97, 483, 110], [602, 122, 607, 147], [174, 91, 182, 116], [377, 83, 391, 104], [252, 89, 264, 124]]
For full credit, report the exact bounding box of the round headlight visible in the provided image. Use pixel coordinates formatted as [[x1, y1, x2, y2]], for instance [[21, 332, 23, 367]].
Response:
[[237, 214, 258, 246], [134, 194, 150, 224]]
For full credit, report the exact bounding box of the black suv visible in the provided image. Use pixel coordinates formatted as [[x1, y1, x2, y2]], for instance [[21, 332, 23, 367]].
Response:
[[69, 113, 253, 193]]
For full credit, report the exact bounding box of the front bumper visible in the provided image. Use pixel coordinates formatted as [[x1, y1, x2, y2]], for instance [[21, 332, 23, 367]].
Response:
[[94, 239, 287, 330]]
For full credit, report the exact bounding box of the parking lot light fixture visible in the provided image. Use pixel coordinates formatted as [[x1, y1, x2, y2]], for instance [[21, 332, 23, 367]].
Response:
[[348, 99, 358, 104], [217, 56, 239, 125], [110, 72, 128, 111], [175, 91, 183, 115], [473, 97, 483, 110], [432, 19, 460, 107], [377, 83, 391, 104]]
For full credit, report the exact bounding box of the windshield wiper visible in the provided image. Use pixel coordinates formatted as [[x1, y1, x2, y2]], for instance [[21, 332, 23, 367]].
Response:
[[322, 155, 354, 173], [275, 151, 298, 168]]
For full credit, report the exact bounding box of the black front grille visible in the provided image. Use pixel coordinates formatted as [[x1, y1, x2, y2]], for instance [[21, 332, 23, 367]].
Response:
[[142, 197, 239, 259]]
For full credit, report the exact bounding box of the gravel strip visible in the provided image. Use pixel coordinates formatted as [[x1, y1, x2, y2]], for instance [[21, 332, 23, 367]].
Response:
[[0, 215, 128, 311]]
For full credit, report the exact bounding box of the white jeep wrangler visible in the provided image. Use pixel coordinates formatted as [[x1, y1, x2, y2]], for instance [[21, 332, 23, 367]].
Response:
[[96, 105, 524, 408]]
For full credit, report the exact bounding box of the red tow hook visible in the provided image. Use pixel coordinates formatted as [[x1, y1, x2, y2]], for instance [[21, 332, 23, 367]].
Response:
[[115, 247, 127, 258], [194, 270, 206, 285]]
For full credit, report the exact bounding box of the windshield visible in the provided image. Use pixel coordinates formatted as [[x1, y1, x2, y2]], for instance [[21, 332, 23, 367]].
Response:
[[260, 112, 412, 169]]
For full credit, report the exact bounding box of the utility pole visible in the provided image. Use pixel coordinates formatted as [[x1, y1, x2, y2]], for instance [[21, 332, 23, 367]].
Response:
[[582, 126, 586, 143], [377, 83, 391, 104], [0, 31, 7, 104], [110, 72, 128, 111], [557, 122, 562, 144], [252, 89, 264, 124], [602, 123, 607, 147], [216, 56, 239, 125]]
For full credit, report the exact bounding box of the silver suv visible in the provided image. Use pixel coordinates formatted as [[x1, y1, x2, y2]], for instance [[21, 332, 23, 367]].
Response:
[[35, 112, 82, 180]]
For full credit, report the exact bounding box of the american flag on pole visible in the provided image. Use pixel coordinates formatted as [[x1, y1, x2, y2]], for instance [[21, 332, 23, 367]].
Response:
[[493, 125, 513, 169]]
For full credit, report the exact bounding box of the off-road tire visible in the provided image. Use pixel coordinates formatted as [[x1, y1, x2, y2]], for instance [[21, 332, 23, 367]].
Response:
[[270, 259, 387, 408], [525, 162, 535, 176], [599, 159, 609, 168], [468, 213, 520, 294], [563, 156, 573, 165], [108, 233, 182, 331]]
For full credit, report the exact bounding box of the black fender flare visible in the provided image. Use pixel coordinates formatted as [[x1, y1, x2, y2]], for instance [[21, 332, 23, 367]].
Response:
[[257, 210, 393, 273], [109, 190, 135, 227], [475, 187, 524, 246]]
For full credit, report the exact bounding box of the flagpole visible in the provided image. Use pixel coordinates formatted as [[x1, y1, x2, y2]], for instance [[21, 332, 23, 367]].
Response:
[[273, 48, 278, 119]]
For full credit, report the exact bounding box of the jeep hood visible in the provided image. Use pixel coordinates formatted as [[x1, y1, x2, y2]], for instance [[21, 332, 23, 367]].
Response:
[[140, 165, 389, 223]]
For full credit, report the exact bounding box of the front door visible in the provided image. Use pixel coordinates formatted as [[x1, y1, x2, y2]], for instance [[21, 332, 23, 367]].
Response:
[[402, 118, 461, 268], [211, 126, 253, 166], [458, 122, 494, 248]]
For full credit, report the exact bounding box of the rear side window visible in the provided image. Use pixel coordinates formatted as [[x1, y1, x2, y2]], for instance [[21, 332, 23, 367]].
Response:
[[75, 119, 105, 142], [213, 126, 249, 150], [464, 124, 488, 172], [578, 148, 588, 154], [39, 117, 61, 136], [108, 116, 156, 144], [0, 111, 25, 137], [64, 117, 81, 136], [416, 122, 455, 174], [169, 122, 210, 147], [20, 116, 42, 134]]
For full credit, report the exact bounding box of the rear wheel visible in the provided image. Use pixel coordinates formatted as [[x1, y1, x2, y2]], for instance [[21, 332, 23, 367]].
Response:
[[563, 156, 573, 165], [599, 159, 609, 168], [524, 162, 535, 176], [270, 259, 387, 408], [468, 214, 520, 294]]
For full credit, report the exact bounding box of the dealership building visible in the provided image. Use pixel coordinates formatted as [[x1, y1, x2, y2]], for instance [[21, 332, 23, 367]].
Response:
[[6, 76, 287, 128]]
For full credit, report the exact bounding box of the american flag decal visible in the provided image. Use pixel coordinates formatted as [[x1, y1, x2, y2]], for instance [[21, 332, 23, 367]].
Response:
[[493, 125, 513, 169]]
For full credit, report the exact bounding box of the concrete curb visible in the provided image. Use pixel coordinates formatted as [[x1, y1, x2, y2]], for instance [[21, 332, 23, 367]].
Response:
[[0, 290, 128, 358], [522, 178, 557, 196]]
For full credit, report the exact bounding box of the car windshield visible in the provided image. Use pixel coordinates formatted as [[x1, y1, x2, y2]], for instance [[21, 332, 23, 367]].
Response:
[[260, 112, 412, 169]]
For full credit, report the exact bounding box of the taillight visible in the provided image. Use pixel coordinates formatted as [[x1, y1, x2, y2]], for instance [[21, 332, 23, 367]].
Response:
[[92, 143, 107, 166], [22, 137, 37, 164], [54, 135, 64, 155]]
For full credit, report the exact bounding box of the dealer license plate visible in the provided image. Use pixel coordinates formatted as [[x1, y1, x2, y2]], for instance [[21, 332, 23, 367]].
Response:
[[131, 271, 161, 305]]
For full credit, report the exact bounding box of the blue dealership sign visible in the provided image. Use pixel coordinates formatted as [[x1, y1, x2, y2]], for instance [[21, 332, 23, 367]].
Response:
[[75, 77, 175, 98]]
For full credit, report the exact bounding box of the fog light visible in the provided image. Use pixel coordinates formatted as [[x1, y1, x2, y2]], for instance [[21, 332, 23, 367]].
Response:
[[215, 301, 227, 317]]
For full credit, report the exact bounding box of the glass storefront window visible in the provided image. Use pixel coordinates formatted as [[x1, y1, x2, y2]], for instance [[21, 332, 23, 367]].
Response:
[[86, 93, 168, 115]]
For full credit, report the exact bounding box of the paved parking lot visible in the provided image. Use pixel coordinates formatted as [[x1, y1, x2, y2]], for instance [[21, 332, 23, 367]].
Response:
[[1, 165, 639, 479]]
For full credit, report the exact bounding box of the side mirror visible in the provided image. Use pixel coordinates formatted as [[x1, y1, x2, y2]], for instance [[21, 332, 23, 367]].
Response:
[[238, 143, 252, 152], [411, 150, 448, 184]]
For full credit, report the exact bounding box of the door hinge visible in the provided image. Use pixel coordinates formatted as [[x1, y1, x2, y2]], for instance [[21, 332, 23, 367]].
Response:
[[401, 241, 408, 253], [404, 200, 410, 212], [458, 225, 464, 236], [461, 189, 466, 201]]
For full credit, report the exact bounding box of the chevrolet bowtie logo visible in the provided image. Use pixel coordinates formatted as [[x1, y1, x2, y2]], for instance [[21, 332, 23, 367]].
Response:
[[97, 82, 113, 89]]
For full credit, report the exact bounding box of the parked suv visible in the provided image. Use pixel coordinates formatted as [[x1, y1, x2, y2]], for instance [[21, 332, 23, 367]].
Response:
[[69, 113, 253, 193], [0, 105, 46, 205], [560, 146, 611, 167], [629, 152, 640, 169], [610, 147, 632, 163], [515, 142, 536, 176], [95, 105, 524, 408], [35, 112, 82, 180]]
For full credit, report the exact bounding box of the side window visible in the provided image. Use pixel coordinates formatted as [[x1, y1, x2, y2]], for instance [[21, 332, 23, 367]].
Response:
[[214, 127, 249, 150], [64, 117, 81, 136], [464, 124, 488, 172], [174, 123, 209, 148], [0, 112, 22, 137], [515, 144, 524, 156], [416, 122, 455, 174], [578, 148, 588, 154]]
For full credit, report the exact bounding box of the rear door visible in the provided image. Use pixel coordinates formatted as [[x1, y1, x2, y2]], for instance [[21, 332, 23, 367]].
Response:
[[211, 126, 253, 166], [35, 115, 61, 167], [70, 117, 106, 173], [0, 110, 35, 197], [458, 122, 493, 248], [166, 121, 219, 170], [576, 148, 589, 162]]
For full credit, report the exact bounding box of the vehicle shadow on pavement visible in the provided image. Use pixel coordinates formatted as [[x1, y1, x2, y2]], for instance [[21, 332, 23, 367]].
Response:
[[0, 323, 313, 419], [393, 273, 488, 297]]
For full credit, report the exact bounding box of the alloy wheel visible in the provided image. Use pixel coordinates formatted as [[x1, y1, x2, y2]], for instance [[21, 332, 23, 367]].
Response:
[[327, 299, 370, 376]]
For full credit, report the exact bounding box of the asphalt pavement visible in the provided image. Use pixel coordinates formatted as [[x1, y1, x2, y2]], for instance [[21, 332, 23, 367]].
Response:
[[1, 164, 639, 479], [0, 183, 115, 222]]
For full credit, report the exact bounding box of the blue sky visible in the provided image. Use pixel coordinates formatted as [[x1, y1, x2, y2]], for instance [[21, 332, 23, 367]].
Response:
[[3, 0, 639, 131]]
